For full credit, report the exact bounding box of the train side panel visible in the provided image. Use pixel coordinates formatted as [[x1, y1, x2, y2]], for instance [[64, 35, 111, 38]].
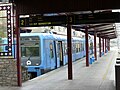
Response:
[[41, 38, 57, 74], [62, 41, 68, 65]]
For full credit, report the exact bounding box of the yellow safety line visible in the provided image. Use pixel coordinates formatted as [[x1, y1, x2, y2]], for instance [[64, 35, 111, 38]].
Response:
[[102, 52, 115, 80]]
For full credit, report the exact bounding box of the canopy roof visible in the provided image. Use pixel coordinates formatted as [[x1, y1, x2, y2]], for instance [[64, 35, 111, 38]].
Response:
[[13, 0, 120, 39]]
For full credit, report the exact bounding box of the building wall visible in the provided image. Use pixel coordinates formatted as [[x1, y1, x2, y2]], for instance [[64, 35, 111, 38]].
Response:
[[0, 58, 29, 86], [0, 59, 17, 86]]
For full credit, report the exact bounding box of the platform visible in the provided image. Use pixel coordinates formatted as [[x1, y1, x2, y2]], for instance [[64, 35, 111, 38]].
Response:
[[0, 49, 117, 90]]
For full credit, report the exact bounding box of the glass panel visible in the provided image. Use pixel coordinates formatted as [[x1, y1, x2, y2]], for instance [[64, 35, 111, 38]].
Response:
[[21, 47, 39, 57], [81, 42, 84, 51], [0, 38, 7, 44], [20, 36, 39, 41], [57, 43, 60, 57], [90, 42, 93, 51], [0, 46, 5, 52], [0, 11, 7, 17], [64, 43, 67, 55], [20, 36, 40, 58], [0, 38, 7, 52], [50, 43, 54, 58], [0, 17, 7, 40]]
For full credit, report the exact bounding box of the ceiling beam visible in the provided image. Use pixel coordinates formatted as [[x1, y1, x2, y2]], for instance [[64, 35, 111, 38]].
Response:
[[89, 24, 112, 29], [97, 31, 115, 35], [88, 28, 114, 32], [98, 33, 116, 37], [94, 24, 114, 29], [14, 0, 120, 14]]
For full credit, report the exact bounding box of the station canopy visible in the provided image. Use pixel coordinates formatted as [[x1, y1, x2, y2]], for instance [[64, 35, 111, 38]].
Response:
[[13, 0, 120, 39]]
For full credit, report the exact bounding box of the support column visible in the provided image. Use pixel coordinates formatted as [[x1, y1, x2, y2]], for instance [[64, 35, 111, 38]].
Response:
[[107, 39, 109, 51], [105, 38, 107, 53], [103, 38, 104, 53], [85, 27, 89, 66], [109, 39, 110, 51], [108, 39, 110, 51], [67, 24, 73, 80], [94, 31, 97, 60], [99, 36, 101, 57], [16, 9, 22, 86]]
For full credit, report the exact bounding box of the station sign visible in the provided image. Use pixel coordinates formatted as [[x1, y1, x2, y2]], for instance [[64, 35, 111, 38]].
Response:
[[20, 15, 67, 27], [74, 12, 120, 24], [19, 12, 120, 27]]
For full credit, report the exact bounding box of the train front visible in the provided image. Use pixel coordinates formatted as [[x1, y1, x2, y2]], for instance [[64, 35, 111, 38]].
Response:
[[20, 35, 42, 79]]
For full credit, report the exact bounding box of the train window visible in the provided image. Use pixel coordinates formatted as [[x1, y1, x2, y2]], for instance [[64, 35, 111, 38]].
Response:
[[89, 42, 93, 53], [79, 42, 81, 52], [89, 42, 93, 50], [64, 43, 67, 55], [83, 43, 85, 51], [49, 43, 54, 58], [81, 43, 83, 51], [62, 42, 66, 55], [21, 47, 39, 57], [78, 43, 80, 52], [80, 43, 81, 52], [57, 42, 61, 57], [20, 36, 40, 57], [75, 43, 80, 53], [75, 43, 78, 53], [72, 42, 76, 53]]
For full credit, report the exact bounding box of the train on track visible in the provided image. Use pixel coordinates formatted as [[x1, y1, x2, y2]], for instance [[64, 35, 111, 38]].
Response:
[[20, 33, 93, 78]]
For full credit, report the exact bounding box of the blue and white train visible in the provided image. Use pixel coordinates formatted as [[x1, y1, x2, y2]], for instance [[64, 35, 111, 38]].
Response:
[[20, 33, 93, 78]]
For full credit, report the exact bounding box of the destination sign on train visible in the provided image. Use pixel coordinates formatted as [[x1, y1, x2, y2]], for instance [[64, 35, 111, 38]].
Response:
[[19, 12, 120, 27]]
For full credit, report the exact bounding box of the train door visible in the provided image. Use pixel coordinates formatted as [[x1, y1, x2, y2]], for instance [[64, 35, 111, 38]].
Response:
[[45, 40, 51, 70], [53, 41, 57, 69], [57, 41, 63, 66], [64, 42, 68, 64], [62, 41, 66, 65], [45, 40, 56, 70], [72, 41, 76, 61]]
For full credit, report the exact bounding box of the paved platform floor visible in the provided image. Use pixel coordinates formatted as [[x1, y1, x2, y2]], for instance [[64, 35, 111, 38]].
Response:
[[0, 48, 117, 90]]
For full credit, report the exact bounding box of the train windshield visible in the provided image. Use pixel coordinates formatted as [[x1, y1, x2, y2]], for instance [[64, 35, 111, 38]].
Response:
[[20, 36, 41, 66], [21, 47, 39, 57]]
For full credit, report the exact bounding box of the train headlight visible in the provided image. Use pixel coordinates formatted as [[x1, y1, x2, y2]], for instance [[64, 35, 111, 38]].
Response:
[[36, 63, 39, 65], [26, 60, 31, 65]]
